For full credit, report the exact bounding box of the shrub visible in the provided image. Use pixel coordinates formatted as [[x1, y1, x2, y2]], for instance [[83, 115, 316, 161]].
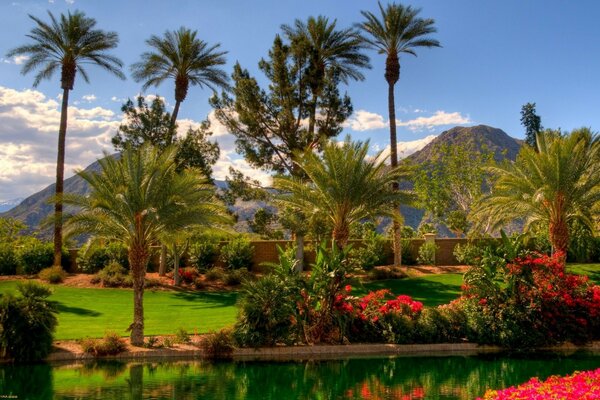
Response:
[[0, 282, 58, 361], [144, 336, 161, 349], [18, 240, 54, 274], [189, 239, 220, 272], [95, 262, 132, 288], [453, 243, 482, 266], [80, 331, 127, 356], [234, 274, 301, 347], [0, 244, 19, 275], [201, 329, 235, 360], [38, 266, 66, 284], [178, 267, 198, 284], [204, 267, 225, 282], [162, 336, 174, 348], [223, 269, 250, 286], [350, 231, 387, 271], [367, 266, 407, 281], [219, 237, 254, 270], [400, 239, 417, 265], [174, 327, 191, 344], [77, 242, 129, 274], [417, 242, 438, 265]]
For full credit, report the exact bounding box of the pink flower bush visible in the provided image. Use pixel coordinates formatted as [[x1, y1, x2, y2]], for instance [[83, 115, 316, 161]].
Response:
[[479, 368, 600, 399]]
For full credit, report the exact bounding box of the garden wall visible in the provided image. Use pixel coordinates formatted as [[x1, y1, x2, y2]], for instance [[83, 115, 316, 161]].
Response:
[[66, 237, 494, 273]]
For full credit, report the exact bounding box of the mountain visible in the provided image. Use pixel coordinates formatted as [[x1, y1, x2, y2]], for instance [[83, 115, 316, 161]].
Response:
[[0, 198, 24, 213], [406, 124, 521, 164], [2, 125, 522, 234]]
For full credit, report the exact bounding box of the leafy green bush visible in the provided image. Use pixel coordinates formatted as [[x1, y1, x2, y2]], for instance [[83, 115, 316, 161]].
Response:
[[18, 240, 54, 274], [219, 237, 254, 270], [350, 231, 387, 270], [38, 266, 66, 284], [77, 242, 129, 274], [400, 239, 417, 265], [189, 239, 220, 272], [80, 331, 127, 356], [0, 282, 58, 361], [0, 244, 19, 275], [95, 262, 132, 287], [453, 243, 482, 266], [417, 242, 438, 265], [204, 267, 225, 282], [223, 269, 250, 286], [174, 327, 191, 344], [201, 329, 235, 360]]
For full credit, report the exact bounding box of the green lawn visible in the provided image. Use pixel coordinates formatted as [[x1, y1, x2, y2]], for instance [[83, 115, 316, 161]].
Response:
[[0, 281, 238, 340], [356, 273, 464, 307], [567, 263, 600, 284]]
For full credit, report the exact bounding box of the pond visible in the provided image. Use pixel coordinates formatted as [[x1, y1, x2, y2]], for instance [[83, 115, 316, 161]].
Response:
[[2, 351, 600, 399]]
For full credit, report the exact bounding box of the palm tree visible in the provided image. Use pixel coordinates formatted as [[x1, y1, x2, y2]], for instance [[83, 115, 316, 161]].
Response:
[[7, 10, 125, 267], [473, 129, 600, 257], [64, 145, 228, 345], [274, 137, 413, 249], [131, 27, 229, 126], [357, 2, 440, 266], [282, 16, 370, 136]]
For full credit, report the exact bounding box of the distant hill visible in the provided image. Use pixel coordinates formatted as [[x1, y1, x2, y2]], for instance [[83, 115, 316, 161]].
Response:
[[0, 198, 24, 213], [2, 125, 522, 235]]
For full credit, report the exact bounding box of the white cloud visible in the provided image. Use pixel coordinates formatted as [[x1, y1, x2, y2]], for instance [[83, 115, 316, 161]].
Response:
[[65, 0, 74, 4], [377, 135, 437, 162], [1, 55, 29, 65], [0, 86, 273, 200], [81, 94, 97, 103], [344, 109, 471, 133], [343, 110, 387, 131], [397, 111, 471, 132]]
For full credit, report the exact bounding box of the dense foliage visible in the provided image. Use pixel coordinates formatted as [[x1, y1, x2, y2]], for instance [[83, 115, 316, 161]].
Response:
[[219, 237, 254, 270], [0, 282, 58, 362]]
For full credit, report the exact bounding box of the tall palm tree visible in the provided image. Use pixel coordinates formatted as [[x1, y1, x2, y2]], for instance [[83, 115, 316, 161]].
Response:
[[282, 16, 370, 136], [131, 27, 228, 276], [64, 145, 228, 345], [131, 27, 229, 126], [357, 2, 440, 266], [274, 137, 413, 249], [473, 129, 600, 257], [7, 10, 125, 267]]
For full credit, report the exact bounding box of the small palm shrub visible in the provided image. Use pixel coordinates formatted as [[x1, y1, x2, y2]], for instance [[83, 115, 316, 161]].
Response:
[[0, 244, 19, 275], [80, 331, 127, 356], [201, 329, 235, 360], [0, 282, 58, 361], [350, 231, 387, 270], [219, 237, 254, 270], [95, 262, 132, 287], [174, 327, 191, 344], [38, 266, 67, 284]]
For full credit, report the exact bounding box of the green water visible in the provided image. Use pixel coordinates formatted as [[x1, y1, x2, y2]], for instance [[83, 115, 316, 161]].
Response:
[[1, 352, 600, 399]]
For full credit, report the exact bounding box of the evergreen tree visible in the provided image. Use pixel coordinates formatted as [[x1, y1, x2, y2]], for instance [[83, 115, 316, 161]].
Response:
[[520, 102, 543, 148]]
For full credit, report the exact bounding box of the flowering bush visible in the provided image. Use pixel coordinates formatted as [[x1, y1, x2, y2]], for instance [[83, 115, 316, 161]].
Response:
[[461, 252, 600, 347], [178, 267, 198, 284], [479, 368, 600, 399]]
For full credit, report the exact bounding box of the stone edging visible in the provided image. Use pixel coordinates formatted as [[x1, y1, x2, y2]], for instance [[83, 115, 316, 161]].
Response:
[[44, 341, 600, 363]]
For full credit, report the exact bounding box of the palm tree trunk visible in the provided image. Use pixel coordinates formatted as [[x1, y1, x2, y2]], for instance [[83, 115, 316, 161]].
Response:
[[294, 234, 304, 272], [387, 81, 403, 268], [53, 88, 70, 266], [173, 245, 181, 286], [129, 246, 147, 346], [549, 219, 569, 263], [171, 100, 181, 127]]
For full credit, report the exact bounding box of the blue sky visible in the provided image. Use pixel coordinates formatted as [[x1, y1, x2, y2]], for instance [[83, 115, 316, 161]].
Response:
[[1, 0, 600, 201]]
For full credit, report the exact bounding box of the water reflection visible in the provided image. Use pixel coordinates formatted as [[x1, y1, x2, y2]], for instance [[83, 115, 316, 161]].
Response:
[[1, 352, 599, 400]]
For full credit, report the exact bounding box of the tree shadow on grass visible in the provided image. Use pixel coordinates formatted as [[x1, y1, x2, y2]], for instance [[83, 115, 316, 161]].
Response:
[[358, 278, 462, 307], [54, 301, 102, 317], [170, 291, 238, 307]]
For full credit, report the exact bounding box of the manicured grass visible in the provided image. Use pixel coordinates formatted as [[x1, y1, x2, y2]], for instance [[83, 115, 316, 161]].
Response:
[[0, 281, 238, 340], [567, 263, 600, 284], [356, 273, 464, 307]]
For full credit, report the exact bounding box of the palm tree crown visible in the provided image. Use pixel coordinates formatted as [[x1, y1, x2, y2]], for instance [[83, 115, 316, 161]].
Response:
[[131, 27, 229, 123], [274, 137, 413, 248], [7, 10, 125, 89], [358, 2, 440, 85], [474, 129, 600, 256]]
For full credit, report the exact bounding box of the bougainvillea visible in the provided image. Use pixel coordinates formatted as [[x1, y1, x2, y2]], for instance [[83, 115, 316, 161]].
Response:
[[479, 368, 600, 399]]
